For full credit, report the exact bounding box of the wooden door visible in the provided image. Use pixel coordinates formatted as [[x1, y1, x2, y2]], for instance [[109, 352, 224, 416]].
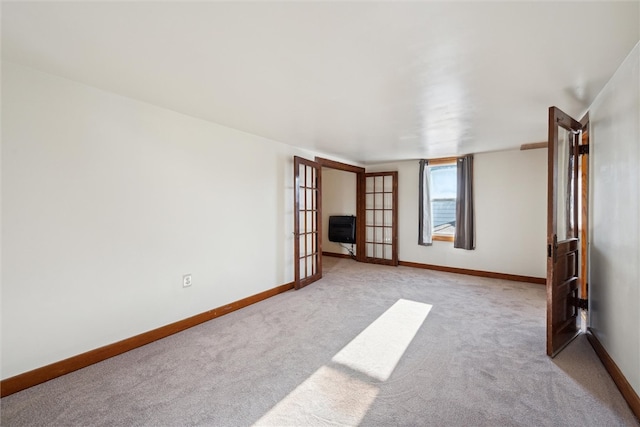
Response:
[[579, 114, 589, 303], [294, 156, 322, 289], [363, 172, 398, 266], [547, 106, 584, 357]]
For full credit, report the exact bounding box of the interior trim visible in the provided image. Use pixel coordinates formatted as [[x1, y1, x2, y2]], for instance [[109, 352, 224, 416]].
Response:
[[314, 157, 365, 173], [520, 141, 548, 150], [398, 260, 546, 284], [427, 157, 457, 165], [587, 331, 640, 420], [322, 251, 352, 259], [0, 282, 294, 398]]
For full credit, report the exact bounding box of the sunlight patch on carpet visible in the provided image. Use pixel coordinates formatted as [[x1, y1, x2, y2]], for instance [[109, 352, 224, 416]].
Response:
[[252, 299, 431, 426], [332, 299, 432, 381], [252, 365, 379, 426]]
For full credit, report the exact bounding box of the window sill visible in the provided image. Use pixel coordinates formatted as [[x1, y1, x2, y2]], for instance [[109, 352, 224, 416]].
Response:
[[433, 235, 454, 242]]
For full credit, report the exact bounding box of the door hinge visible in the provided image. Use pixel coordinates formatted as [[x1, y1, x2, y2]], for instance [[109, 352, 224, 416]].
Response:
[[568, 296, 589, 311], [548, 235, 558, 261], [579, 144, 589, 155]]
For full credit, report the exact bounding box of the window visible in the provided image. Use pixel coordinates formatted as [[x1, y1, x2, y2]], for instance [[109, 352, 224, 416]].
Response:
[[419, 158, 457, 244], [429, 162, 457, 239], [420, 156, 475, 248]]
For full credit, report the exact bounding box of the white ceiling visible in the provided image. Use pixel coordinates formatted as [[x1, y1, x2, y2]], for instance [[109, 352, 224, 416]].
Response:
[[2, 1, 639, 164]]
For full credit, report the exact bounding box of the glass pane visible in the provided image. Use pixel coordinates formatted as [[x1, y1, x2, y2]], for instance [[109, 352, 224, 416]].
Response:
[[374, 210, 382, 226], [384, 210, 392, 226], [557, 128, 575, 240], [367, 243, 374, 257], [375, 176, 383, 191], [306, 234, 313, 256], [366, 177, 374, 193], [306, 166, 313, 187], [366, 210, 374, 226], [366, 194, 373, 209], [299, 164, 306, 185], [299, 212, 305, 231], [375, 227, 382, 243], [299, 235, 305, 253], [430, 165, 457, 199], [375, 244, 383, 258], [366, 226, 374, 242], [307, 212, 314, 232], [384, 227, 392, 244], [306, 189, 314, 209], [307, 256, 314, 276], [384, 175, 393, 192], [384, 193, 392, 209], [300, 257, 306, 278], [374, 193, 383, 209], [383, 245, 392, 260]]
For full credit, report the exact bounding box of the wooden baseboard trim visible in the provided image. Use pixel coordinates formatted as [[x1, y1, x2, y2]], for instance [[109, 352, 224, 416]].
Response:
[[398, 261, 546, 285], [0, 281, 294, 398], [322, 251, 353, 259], [587, 331, 640, 420]]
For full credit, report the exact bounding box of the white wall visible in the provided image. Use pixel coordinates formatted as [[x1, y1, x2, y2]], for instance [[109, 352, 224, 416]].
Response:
[[368, 149, 547, 278], [589, 42, 640, 395], [321, 168, 357, 256], [1, 62, 331, 379]]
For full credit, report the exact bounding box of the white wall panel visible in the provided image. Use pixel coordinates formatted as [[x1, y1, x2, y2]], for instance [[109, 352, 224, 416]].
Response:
[[0, 62, 325, 379], [589, 42, 640, 395], [367, 148, 547, 278]]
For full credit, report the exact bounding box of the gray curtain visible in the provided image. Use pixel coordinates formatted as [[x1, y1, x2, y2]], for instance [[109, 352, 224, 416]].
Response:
[[418, 160, 433, 246], [454, 155, 475, 250]]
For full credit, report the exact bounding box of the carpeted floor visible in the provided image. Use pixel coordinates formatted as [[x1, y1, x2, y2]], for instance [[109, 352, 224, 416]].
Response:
[[1, 257, 638, 426]]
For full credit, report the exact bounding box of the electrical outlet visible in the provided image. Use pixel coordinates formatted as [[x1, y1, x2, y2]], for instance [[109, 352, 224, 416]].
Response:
[[183, 274, 192, 288]]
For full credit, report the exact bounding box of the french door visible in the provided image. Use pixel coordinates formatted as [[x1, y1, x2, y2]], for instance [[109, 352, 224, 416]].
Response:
[[363, 172, 398, 266], [293, 157, 399, 289], [293, 156, 322, 289], [547, 106, 587, 357]]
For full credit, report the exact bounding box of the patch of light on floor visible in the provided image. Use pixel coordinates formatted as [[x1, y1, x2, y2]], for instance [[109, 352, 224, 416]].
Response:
[[252, 365, 379, 427], [252, 298, 432, 426], [332, 299, 432, 381]]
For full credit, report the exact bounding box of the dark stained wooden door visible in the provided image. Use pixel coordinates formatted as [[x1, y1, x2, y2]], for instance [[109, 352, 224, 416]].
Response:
[[363, 172, 398, 266], [294, 156, 322, 289], [547, 106, 584, 357]]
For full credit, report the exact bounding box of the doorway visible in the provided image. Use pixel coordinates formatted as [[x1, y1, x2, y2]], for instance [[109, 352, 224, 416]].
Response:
[[293, 156, 399, 289]]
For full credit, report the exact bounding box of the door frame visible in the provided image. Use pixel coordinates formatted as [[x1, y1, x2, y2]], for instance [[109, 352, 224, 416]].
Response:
[[314, 157, 366, 262], [313, 157, 399, 267]]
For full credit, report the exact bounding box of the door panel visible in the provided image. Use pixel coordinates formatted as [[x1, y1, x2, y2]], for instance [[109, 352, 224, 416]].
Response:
[[579, 114, 590, 301], [294, 156, 322, 289], [363, 172, 398, 266], [547, 106, 583, 357]]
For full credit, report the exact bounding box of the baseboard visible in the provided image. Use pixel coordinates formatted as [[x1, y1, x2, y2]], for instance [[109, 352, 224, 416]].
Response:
[[587, 331, 640, 420], [322, 251, 352, 259], [398, 260, 546, 285], [0, 281, 294, 398]]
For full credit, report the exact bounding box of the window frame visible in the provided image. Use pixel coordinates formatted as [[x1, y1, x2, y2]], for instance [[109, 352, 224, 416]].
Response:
[[427, 157, 457, 242]]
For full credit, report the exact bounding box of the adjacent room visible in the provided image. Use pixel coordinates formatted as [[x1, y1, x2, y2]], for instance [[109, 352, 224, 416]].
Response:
[[2, 1, 639, 425]]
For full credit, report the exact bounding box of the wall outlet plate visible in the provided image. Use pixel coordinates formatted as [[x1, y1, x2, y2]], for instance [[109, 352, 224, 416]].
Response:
[[182, 274, 192, 288]]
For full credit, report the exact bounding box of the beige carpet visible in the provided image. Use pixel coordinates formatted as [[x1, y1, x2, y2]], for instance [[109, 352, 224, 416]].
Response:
[[1, 257, 638, 426]]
